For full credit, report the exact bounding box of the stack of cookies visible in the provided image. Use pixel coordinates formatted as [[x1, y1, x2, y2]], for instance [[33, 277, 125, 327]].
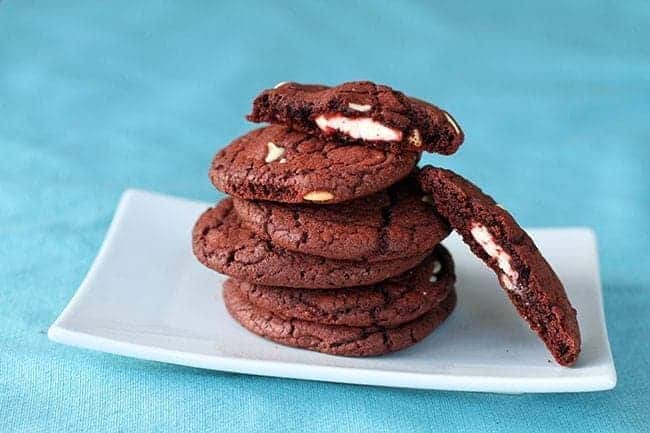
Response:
[[193, 81, 582, 365]]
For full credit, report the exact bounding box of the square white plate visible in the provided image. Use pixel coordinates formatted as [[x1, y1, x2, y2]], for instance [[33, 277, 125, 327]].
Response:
[[49, 189, 616, 393]]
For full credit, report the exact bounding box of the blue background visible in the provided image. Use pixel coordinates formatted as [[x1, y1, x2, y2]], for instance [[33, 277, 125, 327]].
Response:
[[1, 1, 649, 432]]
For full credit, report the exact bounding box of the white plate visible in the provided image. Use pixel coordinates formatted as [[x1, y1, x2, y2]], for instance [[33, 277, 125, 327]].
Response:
[[49, 189, 616, 393]]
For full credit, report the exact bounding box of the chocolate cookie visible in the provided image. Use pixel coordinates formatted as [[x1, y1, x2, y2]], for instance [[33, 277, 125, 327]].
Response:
[[228, 245, 455, 328], [232, 176, 450, 262], [247, 81, 464, 155], [224, 280, 457, 357], [193, 199, 431, 289], [418, 166, 581, 366], [210, 125, 418, 204]]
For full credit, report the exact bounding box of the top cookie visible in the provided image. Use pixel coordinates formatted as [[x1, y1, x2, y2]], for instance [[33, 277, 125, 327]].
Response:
[[210, 125, 418, 204], [247, 81, 464, 155], [418, 166, 581, 366]]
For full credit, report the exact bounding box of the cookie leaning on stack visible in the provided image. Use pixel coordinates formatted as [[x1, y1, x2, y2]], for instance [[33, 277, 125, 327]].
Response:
[[193, 81, 461, 356], [193, 80, 581, 365]]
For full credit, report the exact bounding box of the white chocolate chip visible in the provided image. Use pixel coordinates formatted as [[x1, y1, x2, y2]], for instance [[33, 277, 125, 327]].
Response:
[[348, 102, 372, 112], [432, 260, 442, 275], [443, 112, 460, 135], [407, 129, 422, 147], [273, 81, 289, 89], [429, 274, 438, 283], [279, 158, 287, 163], [421, 195, 434, 205], [265, 141, 286, 163], [303, 191, 334, 201]]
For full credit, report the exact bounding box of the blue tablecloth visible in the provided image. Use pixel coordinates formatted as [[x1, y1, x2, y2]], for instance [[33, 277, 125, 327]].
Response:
[[2, 1, 648, 432]]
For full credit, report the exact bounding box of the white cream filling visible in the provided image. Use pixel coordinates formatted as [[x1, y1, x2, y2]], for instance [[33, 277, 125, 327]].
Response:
[[470, 223, 519, 286], [314, 114, 402, 142]]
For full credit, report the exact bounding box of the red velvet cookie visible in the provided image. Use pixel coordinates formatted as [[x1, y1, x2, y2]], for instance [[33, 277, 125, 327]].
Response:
[[247, 81, 464, 155], [232, 176, 450, 262], [418, 166, 581, 366], [224, 280, 457, 357], [210, 125, 418, 204], [228, 245, 455, 328], [192, 199, 431, 289]]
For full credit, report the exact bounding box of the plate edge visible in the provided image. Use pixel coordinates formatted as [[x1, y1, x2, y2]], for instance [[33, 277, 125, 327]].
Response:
[[585, 229, 618, 389], [47, 325, 617, 394]]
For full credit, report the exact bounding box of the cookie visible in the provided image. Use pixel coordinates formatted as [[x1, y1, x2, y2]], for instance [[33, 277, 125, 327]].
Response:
[[192, 199, 431, 289], [229, 245, 455, 328], [418, 166, 581, 366], [224, 280, 456, 357], [232, 176, 450, 261], [247, 81, 464, 155], [210, 125, 418, 204]]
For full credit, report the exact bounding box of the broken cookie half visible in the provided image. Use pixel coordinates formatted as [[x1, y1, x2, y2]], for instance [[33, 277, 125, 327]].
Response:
[[247, 81, 464, 155], [418, 165, 581, 366]]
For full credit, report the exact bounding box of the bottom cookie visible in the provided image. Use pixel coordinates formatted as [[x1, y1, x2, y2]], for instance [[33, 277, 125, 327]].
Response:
[[223, 281, 457, 357]]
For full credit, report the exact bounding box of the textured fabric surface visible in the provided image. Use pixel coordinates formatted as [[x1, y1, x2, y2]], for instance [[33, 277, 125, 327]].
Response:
[[1, 1, 648, 432]]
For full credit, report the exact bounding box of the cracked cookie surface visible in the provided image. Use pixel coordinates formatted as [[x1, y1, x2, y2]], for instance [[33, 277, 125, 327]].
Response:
[[192, 199, 431, 289], [223, 279, 456, 357], [227, 245, 455, 328], [247, 81, 464, 155], [210, 125, 418, 204], [233, 176, 450, 261], [418, 165, 581, 366]]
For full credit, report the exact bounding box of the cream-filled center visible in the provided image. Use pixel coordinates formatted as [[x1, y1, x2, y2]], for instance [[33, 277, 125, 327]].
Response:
[[470, 223, 519, 282], [314, 114, 402, 142]]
